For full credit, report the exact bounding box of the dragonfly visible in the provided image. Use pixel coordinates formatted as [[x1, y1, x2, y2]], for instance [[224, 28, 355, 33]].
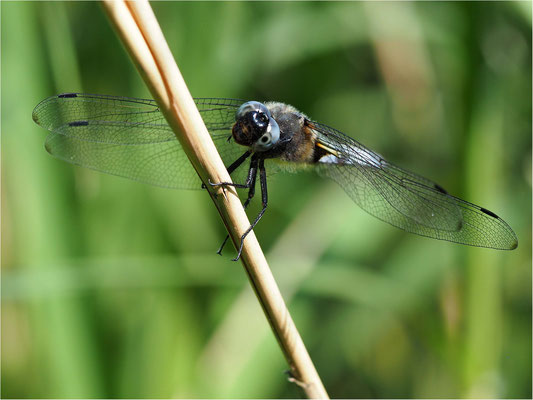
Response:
[[32, 93, 518, 260]]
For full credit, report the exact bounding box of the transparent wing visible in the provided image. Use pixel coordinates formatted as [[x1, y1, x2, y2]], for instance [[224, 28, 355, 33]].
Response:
[[311, 121, 518, 250], [32, 93, 250, 189]]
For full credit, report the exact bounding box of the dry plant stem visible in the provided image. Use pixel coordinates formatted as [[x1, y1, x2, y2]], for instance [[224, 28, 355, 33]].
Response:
[[101, 1, 329, 398]]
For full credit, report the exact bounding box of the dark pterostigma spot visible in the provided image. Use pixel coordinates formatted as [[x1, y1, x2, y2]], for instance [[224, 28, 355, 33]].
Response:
[[69, 121, 89, 127], [480, 207, 499, 219], [434, 184, 448, 194], [58, 93, 78, 98]]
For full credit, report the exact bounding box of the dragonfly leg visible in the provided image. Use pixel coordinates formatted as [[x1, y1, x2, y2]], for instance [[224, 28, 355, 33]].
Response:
[[216, 235, 230, 255], [217, 161, 258, 255], [216, 155, 258, 255], [208, 151, 252, 189], [233, 158, 267, 261]]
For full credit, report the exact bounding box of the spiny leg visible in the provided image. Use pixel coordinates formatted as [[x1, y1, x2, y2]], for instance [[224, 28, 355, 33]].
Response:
[[208, 150, 252, 254], [209, 151, 254, 189], [233, 158, 268, 261], [204, 150, 251, 189], [216, 176, 257, 255], [216, 155, 258, 255]]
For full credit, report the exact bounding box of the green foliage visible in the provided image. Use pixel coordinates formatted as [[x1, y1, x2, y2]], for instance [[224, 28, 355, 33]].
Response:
[[2, 1, 531, 398]]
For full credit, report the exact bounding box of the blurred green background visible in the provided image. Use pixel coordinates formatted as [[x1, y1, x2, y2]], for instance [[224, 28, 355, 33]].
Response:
[[2, 1, 531, 398]]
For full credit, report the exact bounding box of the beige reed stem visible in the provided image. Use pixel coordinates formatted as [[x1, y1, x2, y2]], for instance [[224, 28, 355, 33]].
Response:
[[101, 1, 329, 398]]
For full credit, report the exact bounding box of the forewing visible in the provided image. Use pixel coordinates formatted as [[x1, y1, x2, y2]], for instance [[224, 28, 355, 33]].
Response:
[[32, 94, 250, 189], [312, 122, 517, 250]]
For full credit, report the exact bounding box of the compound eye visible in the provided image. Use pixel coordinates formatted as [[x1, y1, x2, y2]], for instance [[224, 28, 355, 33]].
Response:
[[252, 117, 280, 152], [253, 111, 269, 128], [236, 101, 271, 120], [260, 133, 271, 145], [255, 132, 272, 151]]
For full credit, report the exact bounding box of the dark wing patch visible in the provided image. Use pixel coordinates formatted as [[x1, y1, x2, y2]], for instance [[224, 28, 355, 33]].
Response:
[[33, 94, 251, 189], [310, 121, 518, 250]]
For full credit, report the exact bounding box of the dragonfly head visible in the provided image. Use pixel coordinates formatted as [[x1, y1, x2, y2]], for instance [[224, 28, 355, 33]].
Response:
[[232, 101, 280, 152]]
